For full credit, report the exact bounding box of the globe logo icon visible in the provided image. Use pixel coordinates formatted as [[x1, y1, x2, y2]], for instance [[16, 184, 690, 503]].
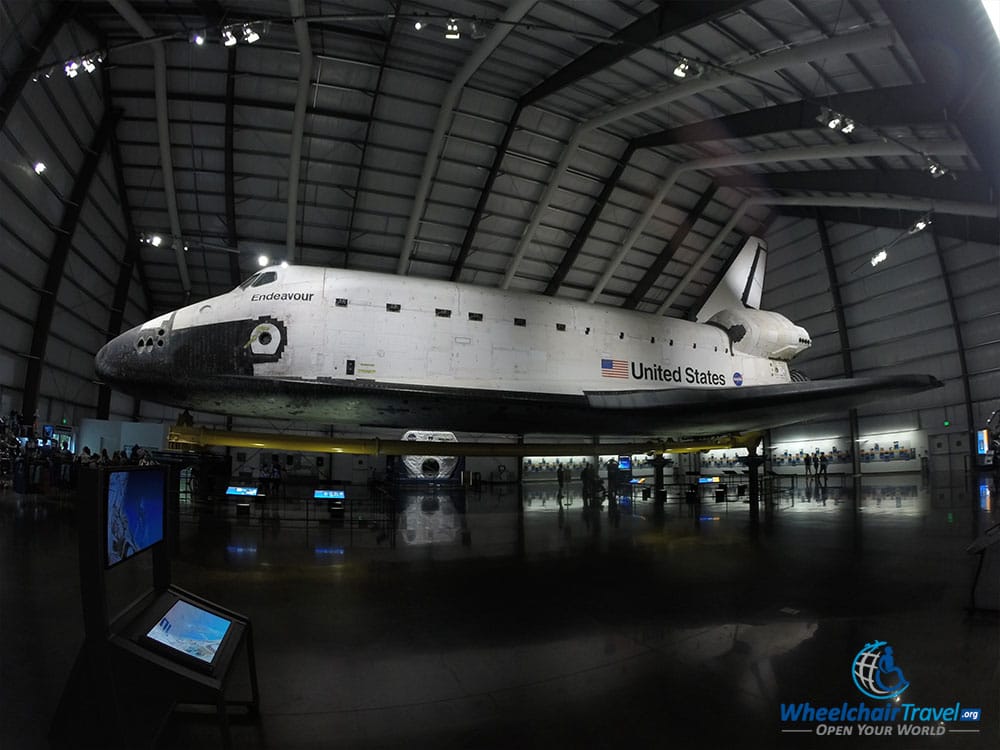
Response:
[[733, 372, 743, 386], [852, 641, 910, 700]]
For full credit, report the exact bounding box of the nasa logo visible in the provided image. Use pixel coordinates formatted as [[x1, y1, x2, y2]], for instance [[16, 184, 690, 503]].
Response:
[[733, 372, 743, 386]]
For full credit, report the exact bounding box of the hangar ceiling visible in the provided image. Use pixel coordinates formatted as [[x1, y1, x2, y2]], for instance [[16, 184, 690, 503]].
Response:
[[1, 0, 998, 430]]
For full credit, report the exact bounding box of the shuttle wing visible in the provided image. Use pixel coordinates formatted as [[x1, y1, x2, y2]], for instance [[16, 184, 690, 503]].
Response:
[[585, 374, 941, 434], [204, 372, 940, 437]]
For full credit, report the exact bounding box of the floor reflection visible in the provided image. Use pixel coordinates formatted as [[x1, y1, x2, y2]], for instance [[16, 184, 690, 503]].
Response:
[[2, 470, 997, 750]]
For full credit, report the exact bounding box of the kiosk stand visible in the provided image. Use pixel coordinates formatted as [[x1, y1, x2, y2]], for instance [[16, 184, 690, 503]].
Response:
[[52, 465, 259, 749]]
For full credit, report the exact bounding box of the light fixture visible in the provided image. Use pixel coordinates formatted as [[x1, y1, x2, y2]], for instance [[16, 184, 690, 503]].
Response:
[[64, 60, 79, 78], [280, 260, 289, 268], [908, 215, 932, 234], [257, 254, 270, 267], [470, 20, 487, 40], [925, 158, 949, 179], [150, 234, 163, 247], [222, 27, 237, 47], [243, 24, 260, 44], [816, 107, 856, 134], [673, 59, 691, 78], [445, 18, 460, 39], [191, 32, 205, 46], [870, 249, 888, 267], [33, 162, 46, 175], [81, 56, 96, 74]]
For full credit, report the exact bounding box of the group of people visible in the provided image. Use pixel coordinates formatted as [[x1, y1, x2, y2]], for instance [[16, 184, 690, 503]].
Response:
[[802, 451, 830, 478], [0, 420, 155, 492]]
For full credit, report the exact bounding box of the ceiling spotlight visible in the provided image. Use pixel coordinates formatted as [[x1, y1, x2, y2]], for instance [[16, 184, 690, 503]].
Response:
[[257, 254, 270, 267], [470, 20, 487, 40], [191, 32, 205, 46], [908, 216, 931, 234], [64, 60, 79, 78], [222, 27, 237, 47], [150, 234, 163, 247], [870, 249, 888, 267], [673, 59, 691, 78], [925, 158, 949, 179], [243, 24, 260, 44], [840, 118, 855, 134], [33, 162, 46, 175], [445, 18, 460, 39], [414, 20, 424, 31], [280, 260, 289, 268], [81, 56, 96, 74]]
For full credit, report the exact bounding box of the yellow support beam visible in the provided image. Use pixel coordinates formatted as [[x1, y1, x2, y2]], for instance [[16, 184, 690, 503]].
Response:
[[167, 425, 759, 457]]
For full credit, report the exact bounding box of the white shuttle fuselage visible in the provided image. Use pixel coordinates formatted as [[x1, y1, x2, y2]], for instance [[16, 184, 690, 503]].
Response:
[[95, 249, 937, 436]]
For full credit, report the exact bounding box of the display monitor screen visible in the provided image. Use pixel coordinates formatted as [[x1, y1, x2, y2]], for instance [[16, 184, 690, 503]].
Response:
[[977, 429, 989, 455], [226, 485, 258, 496], [617, 455, 631, 470], [145, 599, 232, 666], [314, 489, 345, 500], [698, 476, 721, 484], [106, 468, 165, 568]]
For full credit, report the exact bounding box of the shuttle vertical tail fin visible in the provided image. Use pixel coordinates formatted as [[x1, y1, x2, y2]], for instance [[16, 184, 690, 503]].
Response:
[[691, 236, 767, 322]]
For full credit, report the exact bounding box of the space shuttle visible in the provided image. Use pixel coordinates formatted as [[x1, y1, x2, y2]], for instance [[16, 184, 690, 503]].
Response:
[[95, 238, 939, 438]]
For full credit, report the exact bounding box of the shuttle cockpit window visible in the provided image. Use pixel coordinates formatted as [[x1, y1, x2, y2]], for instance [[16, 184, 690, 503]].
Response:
[[251, 271, 278, 288], [238, 272, 262, 290]]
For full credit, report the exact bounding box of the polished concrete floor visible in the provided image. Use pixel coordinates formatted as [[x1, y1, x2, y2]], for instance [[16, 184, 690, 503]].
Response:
[[2, 472, 998, 749]]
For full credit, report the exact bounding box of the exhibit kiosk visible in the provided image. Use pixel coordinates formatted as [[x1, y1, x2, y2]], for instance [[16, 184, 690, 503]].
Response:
[[52, 465, 259, 749]]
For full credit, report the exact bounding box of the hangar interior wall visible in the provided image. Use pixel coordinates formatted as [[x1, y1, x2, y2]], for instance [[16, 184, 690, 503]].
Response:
[[763, 215, 999, 467], [0, 3, 149, 428]]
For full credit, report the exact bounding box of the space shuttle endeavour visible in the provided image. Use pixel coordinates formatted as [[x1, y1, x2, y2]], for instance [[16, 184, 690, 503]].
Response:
[[95, 238, 939, 438]]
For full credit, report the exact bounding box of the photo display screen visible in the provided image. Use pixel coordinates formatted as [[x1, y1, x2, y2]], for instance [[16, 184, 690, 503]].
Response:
[[146, 599, 232, 665], [106, 468, 165, 567], [226, 486, 259, 496]]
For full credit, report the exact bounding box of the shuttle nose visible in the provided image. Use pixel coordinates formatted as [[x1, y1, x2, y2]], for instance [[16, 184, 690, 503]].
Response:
[[95, 327, 140, 387], [95, 322, 173, 391]]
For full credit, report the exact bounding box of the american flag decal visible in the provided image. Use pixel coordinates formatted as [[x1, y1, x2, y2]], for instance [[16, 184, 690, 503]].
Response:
[[601, 358, 629, 378]]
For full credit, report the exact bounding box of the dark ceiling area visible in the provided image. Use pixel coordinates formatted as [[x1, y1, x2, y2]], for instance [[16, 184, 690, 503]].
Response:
[[4, 0, 999, 318]]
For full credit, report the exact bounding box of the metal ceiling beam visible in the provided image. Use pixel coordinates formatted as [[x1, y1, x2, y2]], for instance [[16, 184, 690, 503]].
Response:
[[777, 206, 999, 245], [101, 66, 153, 324], [816, 211, 853, 378], [633, 85, 940, 148], [23, 108, 121, 422], [623, 183, 717, 310], [0, 4, 75, 131], [929, 228, 975, 444], [286, 0, 314, 263], [522, 0, 754, 105], [658, 194, 998, 315], [112, 88, 370, 123], [587, 140, 968, 304], [716, 169, 994, 203], [346, 8, 398, 266], [881, 0, 1000, 192], [109, 0, 190, 295], [224, 47, 240, 285], [450, 102, 523, 282], [815, 208, 859, 476], [501, 26, 898, 289], [459, 2, 749, 285], [396, 0, 536, 276], [544, 143, 636, 297]]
